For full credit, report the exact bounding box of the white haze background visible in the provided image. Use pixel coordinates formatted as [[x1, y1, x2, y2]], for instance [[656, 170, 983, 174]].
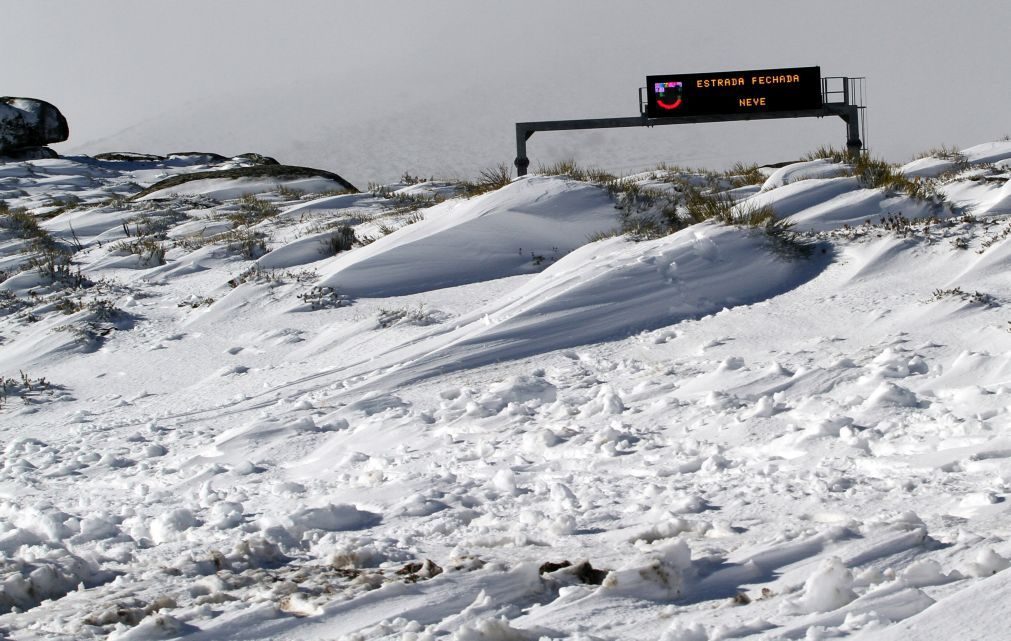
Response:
[[7, 0, 1011, 185]]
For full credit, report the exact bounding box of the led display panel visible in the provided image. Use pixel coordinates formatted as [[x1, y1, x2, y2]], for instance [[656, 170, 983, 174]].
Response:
[[646, 66, 822, 118]]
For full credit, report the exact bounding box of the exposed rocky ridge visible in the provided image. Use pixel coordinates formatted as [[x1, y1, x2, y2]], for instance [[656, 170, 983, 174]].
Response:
[[94, 151, 278, 165], [130, 162, 358, 199]]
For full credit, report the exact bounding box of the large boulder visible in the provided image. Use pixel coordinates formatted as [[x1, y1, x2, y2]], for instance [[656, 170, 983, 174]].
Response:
[[0, 97, 69, 156]]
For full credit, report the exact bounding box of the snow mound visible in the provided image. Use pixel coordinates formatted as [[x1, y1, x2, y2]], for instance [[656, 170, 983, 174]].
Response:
[[748, 176, 862, 222], [861, 568, 1011, 641], [601, 540, 692, 600], [761, 159, 852, 191], [784, 557, 858, 614], [751, 176, 957, 232], [900, 140, 1011, 178], [900, 156, 959, 179], [363, 220, 824, 385], [281, 504, 381, 540], [316, 175, 620, 297], [136, 175, 346, 201]]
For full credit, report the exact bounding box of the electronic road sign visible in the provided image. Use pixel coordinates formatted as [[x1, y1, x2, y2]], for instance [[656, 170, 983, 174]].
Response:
[[646, 66, 822, 119]]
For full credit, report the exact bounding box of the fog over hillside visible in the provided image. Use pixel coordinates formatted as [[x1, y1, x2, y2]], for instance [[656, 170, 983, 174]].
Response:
[[8, 1, 1011, 183], [73, 76, 846, 187]]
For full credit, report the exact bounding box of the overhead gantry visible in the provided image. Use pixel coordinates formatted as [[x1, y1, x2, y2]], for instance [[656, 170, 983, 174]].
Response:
[[514, 73, 865, 176]]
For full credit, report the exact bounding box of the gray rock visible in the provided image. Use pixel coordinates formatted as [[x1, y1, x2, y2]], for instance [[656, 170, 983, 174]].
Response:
[[94, 152, 166, 162], [3, 146, 58, 160], [0, 97, 69, 155]]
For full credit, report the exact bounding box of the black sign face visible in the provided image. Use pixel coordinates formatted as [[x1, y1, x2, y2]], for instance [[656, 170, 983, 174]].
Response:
[[646, 66, 822, 119]]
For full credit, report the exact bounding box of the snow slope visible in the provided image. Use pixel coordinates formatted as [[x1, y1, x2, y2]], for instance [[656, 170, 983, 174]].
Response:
[[315, 176, 620, 297], [1, 144, 1011, 641]]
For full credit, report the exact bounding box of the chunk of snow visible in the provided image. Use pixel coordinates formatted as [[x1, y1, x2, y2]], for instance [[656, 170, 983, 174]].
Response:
[[784, 556, 857, 613]]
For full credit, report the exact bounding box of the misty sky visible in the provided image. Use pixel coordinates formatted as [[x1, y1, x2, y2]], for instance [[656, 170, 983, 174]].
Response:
[[8, 0, 1011, 185]]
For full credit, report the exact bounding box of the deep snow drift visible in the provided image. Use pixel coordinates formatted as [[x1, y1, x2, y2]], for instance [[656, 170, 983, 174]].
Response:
[[1, 142, 1011, 640]]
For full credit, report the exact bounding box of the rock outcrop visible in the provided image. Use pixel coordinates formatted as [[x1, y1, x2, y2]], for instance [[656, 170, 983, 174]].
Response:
[[0, 97, 69, 157], [129, 163, 359, 200]]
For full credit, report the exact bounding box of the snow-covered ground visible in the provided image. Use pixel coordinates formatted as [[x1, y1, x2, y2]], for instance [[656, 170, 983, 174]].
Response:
[[2, 142, 1011, 640]]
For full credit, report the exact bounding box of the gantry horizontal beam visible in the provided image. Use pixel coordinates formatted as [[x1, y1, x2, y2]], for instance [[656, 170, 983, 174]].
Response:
[[514, 104, 860, 175]]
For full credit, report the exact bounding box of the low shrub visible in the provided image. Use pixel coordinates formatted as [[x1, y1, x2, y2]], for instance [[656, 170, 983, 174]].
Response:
[[319, 225, 356, 256], [111, 237, 166, 266], [534, 160, 615, 184], [803, 146, 849, 163], [459, 163, 514, 197], [228, 195, 281, 226], [931, 287, 996, 306], [376, 303, 443, 328], [0, 371, 54, 409], [298, 286, 348, 310]]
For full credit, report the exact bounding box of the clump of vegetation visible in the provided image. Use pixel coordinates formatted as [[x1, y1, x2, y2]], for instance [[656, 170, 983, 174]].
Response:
[[1, 202, 89, 286], [605, 179, 671, 210], [187, 228, 268, 259], [400, 171, 434, 186], [51, 299, 129, 348], [275, 185, 305, 200], [177, 296, 215, 309], [302, 211, 375, 234], [302, 188, 352, 201], [110, 237, 166, 266], [227, 266, 319, 288], [913, 144, 970, 171], [537, 161, 810, 255], [818, 209, 991, 247], [682, 188, 811, 258], [367, 183, 443, 211], [848, 154, 928, 193], [534, 160, 616, 184], [183, 224, 269, 259], [0, 371, 55, 410], [228, 195, 281, 226], [376, 303, 443, 328], [803, 145, 850, 163], [120, 209, 186, 238], [931, 287, 996, 307], [602, 180, 678, 240], [0, 290, 29, 317], [319, 225, 356, 257], [725, 162, 765, 188], [85, 298, 121, 322], [1, 204, 55, 247], [849, 155, 946, 206], [979, 220, 1011, 252], [800, 149, 952, 210], [29, 250, 86, 287], [222, 228, 268, 258], [453, 163, 513, 197], [97, 194, 131, 209], [297, 285, 347, 310], [603, 175, 813, 257], [877, 213, 939, 235], [682, 188, 747, 224]]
